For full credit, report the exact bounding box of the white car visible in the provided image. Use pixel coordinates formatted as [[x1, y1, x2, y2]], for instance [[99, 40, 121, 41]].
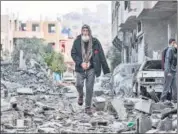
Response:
[[62, 73, 76, 84], [133, 60, 164, 96]]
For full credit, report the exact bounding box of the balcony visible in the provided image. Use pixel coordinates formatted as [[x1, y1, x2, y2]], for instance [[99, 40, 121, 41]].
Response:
[[137, 1, 177, 19], [13, 31, 44, 39], [119, 1, 139, 31]]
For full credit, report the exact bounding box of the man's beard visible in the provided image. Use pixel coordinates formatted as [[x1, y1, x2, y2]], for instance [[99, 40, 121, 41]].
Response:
[[82, 35, 90, 42]]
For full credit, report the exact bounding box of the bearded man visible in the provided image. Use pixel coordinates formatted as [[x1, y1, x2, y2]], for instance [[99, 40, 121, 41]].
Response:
[[71, 24, 110, 115]]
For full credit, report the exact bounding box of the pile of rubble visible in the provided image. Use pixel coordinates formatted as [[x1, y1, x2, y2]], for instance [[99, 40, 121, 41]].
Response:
[[1, 57, 177, 133]]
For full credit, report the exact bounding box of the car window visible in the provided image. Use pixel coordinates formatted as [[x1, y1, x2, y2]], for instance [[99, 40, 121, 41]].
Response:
[[143, 60, 162, 71]]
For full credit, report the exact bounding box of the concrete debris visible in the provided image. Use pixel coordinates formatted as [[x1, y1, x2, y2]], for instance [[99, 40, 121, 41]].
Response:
[[110, 98, 127, 120], [93, 97, 106, 111], [1, 59, 177, 133], [17, 88, 34, 95], [138, 114, 152, 133], [135, 98, 152, 114], [157, 117, 173, 131]]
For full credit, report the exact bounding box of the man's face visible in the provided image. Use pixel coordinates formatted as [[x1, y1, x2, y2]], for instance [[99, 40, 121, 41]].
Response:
[[172, 41, 177, 48], [82, 28, 89, 36]]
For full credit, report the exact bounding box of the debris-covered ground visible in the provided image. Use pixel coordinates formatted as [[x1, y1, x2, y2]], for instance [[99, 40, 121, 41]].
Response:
[[1, 59, 177, 133]]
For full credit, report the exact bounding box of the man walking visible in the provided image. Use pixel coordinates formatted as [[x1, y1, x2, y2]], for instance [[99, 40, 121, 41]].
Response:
[[160, 38, 177, 103], [71, 24, 110, 114]]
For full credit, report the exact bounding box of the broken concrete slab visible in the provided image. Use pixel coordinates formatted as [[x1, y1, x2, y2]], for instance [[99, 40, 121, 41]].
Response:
[[111, 122, 127, 133], [146, 129, 159, 133], [157, 117, 173, 131], [94, 89, 104, 96], [93, 97, 106, 111], [151, 102, 167, 113], [38, 127, 57, 133], [17, 88, 33, 95], [135, 99, 152, 114], [138, 114, 152, 133], [150, 114, 161, 128], [90, 119, 108, 127], [110, 98, 127, 120], [172, 119, 177, 130]]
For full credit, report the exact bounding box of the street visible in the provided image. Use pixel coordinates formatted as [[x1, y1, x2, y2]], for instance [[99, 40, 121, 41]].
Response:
[[1, 1, 178, 133]]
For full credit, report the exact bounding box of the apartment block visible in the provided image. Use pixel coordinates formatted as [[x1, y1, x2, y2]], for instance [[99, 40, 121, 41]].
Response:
[[13, 19, 63, 52], [1, 15, 15, 57], [112, 1, 177, 63]]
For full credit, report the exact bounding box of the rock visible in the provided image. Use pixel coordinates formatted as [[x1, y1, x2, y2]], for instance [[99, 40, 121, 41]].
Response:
[[17, 88, 33, 95], [139, 114, 152, 133], [36, 102, 55, 110], [94, 89, 104, 96], [1, 99, 11, 112], [111, 122, 127, 133], [16, 119, 25, 128], [150, 114, 161, 128], [135, 99, 152, 114], [146, 129, 159, 133], [110, 98, 127, 120], [121, 131, 136, 134], [91, 120, 108, 127], [172, 119, 177, 130], [151, 102, 167, 113], [38, 127, 57, 133], [93, 97, 106, 111], [157, 117, 172, 131]]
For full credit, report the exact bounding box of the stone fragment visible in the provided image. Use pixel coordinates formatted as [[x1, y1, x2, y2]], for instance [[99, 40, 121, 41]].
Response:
[[139, 114, 152, 133], [111, 98, 127, 120], [93, 97, 106, 111], [157, 117, 172, 131], [135, 99, 152, 114], [172, 119, 177, 130], [17, 88, 33, 95], [111, 122, 127, 133], [94, 89, 104, 96], [146, 129, 159, 133]]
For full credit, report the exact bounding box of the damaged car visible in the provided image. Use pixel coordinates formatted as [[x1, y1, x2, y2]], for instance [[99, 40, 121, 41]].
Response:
[[133, 60, 164, 96]]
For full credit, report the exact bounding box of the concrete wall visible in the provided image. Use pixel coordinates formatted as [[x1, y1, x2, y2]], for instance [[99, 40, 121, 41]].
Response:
[[142, 19, 168, 58], [1, 15, 14, 54], [168, 13, 177, 40]]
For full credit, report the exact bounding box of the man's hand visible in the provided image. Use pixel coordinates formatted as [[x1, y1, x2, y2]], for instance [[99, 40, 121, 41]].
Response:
[[81, 62, 88, 70], [167, 73, 172, 76]]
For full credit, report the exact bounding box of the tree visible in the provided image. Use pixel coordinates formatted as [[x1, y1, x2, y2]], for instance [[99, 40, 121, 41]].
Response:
[[106, 46, 121, 72], [12, 38, 47, 65], [44, 51, 67, 73], [12, 38, 67, 73]]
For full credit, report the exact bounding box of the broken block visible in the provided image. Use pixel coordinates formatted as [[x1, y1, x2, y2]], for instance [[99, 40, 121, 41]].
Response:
[[139, 114, 152, 133], [135, 99, 152, 114], [17, 88, 33, 95], [93, 97, 106, 111], [110, 98, 127, 120], [157, 117, 172, 131], [146, 129, 159, 133], [94, 89, 104, 96]]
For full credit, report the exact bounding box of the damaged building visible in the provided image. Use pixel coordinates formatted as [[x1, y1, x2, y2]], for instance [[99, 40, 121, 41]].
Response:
[[112, 1, 177, 63]]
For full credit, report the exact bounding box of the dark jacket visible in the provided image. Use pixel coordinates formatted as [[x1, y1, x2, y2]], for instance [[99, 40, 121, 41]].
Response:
[[165, 46, 177, 73], [71, 35, 110, 77]]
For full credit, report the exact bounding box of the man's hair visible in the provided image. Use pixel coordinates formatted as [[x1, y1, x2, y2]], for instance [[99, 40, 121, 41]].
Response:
[[169, 38, 176, 44]]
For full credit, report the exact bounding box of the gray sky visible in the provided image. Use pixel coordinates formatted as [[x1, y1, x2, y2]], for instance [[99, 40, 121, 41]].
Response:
[[1, 1, 111, 21]]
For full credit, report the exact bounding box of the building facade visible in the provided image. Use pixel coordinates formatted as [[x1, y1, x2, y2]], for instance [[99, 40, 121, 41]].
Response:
[[112, 1, 177, 64], [1, 15, 15, 57]]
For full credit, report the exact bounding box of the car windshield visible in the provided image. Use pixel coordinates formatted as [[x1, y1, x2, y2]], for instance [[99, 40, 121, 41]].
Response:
[[143, 60, 162, 71]]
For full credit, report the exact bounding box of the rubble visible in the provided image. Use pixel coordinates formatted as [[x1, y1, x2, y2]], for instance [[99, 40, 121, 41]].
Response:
[[134, 98, 152, 114], [1, 57, 177, 133]]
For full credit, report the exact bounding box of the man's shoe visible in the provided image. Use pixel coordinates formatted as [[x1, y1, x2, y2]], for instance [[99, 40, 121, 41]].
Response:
[[78, 96, 83, 106], [85, 107, 92, 115]]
